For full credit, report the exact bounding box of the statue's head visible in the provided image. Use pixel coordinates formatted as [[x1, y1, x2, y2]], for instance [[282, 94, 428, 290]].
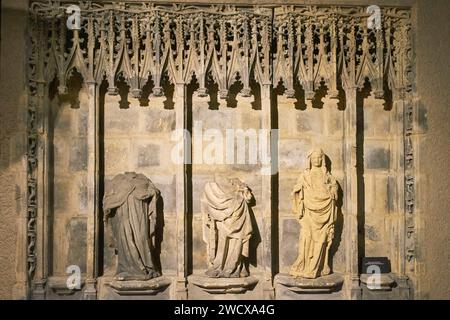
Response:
[[308, 148, 326, 171]]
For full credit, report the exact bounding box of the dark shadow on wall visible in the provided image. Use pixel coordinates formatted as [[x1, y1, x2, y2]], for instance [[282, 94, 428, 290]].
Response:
[[185, 76, 197, 275], [98, 79, 107, 277], [153, 193, 165, 274], [327, 154, 344, 274], [271, 84, 282, 277], [356, 79, 371, 270], [247, 190, 261, 272], [206, 76, 220, 110], [46, 76, 59, 277]]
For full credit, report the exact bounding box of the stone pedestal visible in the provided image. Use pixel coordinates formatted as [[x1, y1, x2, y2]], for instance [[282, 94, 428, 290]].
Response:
[[45, 276, 85, 300], [187, 274, 262, 299], [360, 273, 411, 300], [189, 274, 258, 294], [97, 276, 172, 300], [274, 273, 344, 300], [360, 273, 396, 291]]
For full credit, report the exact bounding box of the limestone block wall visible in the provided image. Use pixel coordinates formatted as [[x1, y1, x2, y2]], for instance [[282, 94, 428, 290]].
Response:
[[190, 88, 264, 276], [361, 93, 397, 269], [1, 0, 450, 300], [102, 84, 179, 276], [51, 80, 89, 276], [277, 95, 346, 275]]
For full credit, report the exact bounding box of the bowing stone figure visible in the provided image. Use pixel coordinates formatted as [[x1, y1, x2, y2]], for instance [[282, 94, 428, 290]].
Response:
[[201, 178, 254, 278]]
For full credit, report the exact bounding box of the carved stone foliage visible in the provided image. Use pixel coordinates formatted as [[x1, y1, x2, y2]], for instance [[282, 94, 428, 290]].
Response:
[[273, 6, 412, 98], [30, 2, 272, 99], [29, 2, 412, 98], [26, 13, 43, 281]]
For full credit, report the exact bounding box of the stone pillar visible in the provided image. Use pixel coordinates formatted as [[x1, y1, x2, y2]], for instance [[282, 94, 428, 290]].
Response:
[[344, 87, 362, 299], [394, 89, 411, 300], [174, 82, 188, 299], [260, 83, 274, 299], [32, 78, 49, 300], [84, 81, 99, 300]]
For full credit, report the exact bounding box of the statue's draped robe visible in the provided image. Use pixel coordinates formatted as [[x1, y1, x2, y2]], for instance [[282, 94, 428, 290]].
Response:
[[201, 181, 253, 278], [291, 168, 338, 278], [103, 173, 160, 280]]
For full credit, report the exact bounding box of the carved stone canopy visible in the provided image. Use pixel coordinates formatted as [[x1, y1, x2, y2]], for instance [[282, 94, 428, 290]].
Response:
[[28, 2, 412, 100]]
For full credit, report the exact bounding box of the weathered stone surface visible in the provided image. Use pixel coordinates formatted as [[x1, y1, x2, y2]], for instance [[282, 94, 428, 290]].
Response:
[[238, 111, 261, 129], [365, 145, 390, 170], [364, 106, 390, 137], [77, 111, 88, 135], [69, 138, 88, 172], [278, 139, 311, 169], [295, 111, 324, 134], [77, 178, 88, 212], [159, 218, 178, 271], [66, 217, 87, 273], [365, 224, 381, 242], [280, 218, 300, 270], [107, 276, 171, 295], [152, 175, 176, 214], [188, 274, 258, 294], [278, 176, 299, 214], [192, 175, 213, 214], [97, 276, 171, 300], [53, 178, 71, 211], [104, 139, 130, 175], [137, 143, 161, 167], [192, 217, 208, 271], [275, 273, 344, 293], [143, 110, 175, 133], [193, 107, 235, 130], [416, 102, 428, 133]]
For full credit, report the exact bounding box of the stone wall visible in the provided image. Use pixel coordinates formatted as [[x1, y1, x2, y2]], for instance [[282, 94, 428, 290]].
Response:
[[277, 95, 347, 274], [0, 0, 449, 300], [102, 84, 179, 275], [0, 0, 28, 299], [50, 79, 89, 276], [415, 0, 450, 300]]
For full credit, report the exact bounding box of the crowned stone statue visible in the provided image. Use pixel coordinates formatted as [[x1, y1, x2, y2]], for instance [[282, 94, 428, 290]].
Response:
[[290, 149, 339, 279]]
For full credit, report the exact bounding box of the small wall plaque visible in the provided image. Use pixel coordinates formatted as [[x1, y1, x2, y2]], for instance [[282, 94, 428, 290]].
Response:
[[362, 257, 391, 274]]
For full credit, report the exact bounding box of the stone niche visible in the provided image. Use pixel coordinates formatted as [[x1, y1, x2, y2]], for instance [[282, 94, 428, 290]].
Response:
[[23, 1, 416, 300]]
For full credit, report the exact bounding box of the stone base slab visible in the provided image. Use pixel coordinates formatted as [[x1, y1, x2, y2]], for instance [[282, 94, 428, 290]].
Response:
[[97, 276, 172, 300], [360, 273, 396, 291], [275, 273, 344, 294], [188, 274, 259, 294]]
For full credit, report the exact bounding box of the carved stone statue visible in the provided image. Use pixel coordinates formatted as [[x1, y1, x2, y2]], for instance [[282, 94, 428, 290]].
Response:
[[201, 178, 254, 278], [290, 149, 339, 279], [103, 172, 161, 281]]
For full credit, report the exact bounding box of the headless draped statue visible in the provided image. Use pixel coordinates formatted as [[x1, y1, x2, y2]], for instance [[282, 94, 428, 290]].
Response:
[[290, 149, 339, 279], [201, 177, 254, 278], [103, 172, 161, 281]]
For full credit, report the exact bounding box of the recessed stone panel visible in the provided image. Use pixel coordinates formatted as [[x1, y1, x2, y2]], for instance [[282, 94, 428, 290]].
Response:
[[365, 145, 390, 170], [280, 218, 300, 271], [66, 217, 87, 273]]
